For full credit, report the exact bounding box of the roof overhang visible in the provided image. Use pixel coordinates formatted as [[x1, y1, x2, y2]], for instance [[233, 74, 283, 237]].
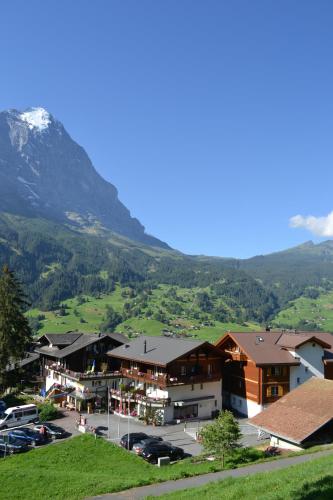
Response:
[[251, 417, 333, 445]]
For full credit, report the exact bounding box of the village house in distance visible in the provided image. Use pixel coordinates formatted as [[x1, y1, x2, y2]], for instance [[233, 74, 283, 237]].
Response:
[[216, 330, 333, 417], [107, 335, 224, 424]]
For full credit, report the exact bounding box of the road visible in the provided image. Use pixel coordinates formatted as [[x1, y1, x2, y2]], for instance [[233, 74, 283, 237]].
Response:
[[87, 448, 333, 499]]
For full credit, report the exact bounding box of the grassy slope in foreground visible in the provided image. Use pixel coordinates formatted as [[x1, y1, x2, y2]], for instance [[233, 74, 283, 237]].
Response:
[[272, 290, 333, 332], [0, 435, 264, 500], [27, 284, 259, 342], [150, 452, 333, 500]]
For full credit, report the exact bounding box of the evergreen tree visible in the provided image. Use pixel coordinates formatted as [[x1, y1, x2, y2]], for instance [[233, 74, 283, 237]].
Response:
[[200, 410, 242, 467], [100, 305, 123, 332], [0, 265, 33, 382]]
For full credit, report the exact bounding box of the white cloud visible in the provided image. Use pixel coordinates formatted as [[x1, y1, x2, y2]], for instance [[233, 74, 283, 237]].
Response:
[[289, 211, 333, 237]]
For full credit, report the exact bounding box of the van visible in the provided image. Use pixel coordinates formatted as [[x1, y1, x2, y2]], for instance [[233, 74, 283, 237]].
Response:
[[0, 405, 39, 429]]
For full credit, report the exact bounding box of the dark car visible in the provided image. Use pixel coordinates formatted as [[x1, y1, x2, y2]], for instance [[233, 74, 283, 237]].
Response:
[[0, 436, 29, 454], [8, 427, 47, 446], [120, 432, 150, 450], [34, 423, 67, 439], [132, 436, 164, 455], [141, 443, 184, 464]]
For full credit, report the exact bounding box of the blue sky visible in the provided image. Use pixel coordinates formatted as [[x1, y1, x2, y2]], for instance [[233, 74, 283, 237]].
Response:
[[1, 1, 333, 258]]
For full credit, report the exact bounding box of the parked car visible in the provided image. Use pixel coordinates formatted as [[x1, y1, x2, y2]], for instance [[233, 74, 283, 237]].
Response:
[[0, 436, 29, 454], [141, 443, 184, 464], [120, 432, 150, 450], [9, 427, 47, 446], [34, 423, 67, 439], [132, 436, 164, 455], [0, 404, 38, 429]]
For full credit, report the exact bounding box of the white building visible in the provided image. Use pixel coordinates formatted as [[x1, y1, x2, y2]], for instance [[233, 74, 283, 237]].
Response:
[[107, 336, 224, 424]]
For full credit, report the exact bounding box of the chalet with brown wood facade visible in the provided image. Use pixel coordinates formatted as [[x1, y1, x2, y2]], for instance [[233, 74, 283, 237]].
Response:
[[107, 335, 224, 423], [216, 331, 333, 417], [35, 332, 126, 411]]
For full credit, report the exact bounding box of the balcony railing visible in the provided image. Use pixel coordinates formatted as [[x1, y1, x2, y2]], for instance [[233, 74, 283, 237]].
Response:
[[110, 388, 170, 406], [120, 367, 221, 386], [47, 363, 121, 381]]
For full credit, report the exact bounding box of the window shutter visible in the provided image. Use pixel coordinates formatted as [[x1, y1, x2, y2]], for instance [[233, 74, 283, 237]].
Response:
[[278, 385, 283, 397], [266, 386, 271, 397]]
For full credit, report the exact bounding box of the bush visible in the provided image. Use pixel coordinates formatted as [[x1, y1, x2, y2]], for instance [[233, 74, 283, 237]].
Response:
[[39, 403, 58, 421]]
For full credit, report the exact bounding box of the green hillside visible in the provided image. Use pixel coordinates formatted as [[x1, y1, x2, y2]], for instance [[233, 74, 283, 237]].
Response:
[[272, 290, 333, 332], [27, 284, 259, 342], [153, 452, 333, 500]]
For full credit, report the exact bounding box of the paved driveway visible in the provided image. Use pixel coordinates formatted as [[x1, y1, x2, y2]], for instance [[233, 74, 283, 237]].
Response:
[[81, 412, 203, 456], [77, 413, 261, 456]]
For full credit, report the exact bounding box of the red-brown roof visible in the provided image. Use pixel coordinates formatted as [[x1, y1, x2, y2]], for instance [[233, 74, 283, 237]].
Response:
[[276, 333, 331, 349], [250, 378, 333, 444], [216, 331, 333, 366]]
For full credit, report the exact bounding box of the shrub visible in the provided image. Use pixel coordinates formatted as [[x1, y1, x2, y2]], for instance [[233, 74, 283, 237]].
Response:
[[39, 403, 58, 421]]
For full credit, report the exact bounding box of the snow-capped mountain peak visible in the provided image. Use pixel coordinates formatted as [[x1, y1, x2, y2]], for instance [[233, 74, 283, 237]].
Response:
[[19, 107, 51, 131]]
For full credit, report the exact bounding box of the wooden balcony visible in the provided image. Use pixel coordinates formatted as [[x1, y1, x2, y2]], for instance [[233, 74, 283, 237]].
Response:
[[224, 350, 247, 362], [47, 363, 121, 382], [120, 367, 221, 387]]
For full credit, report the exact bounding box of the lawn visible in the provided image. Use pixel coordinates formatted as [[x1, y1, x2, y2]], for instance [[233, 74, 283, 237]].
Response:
[[0, 435, 263, 500], [149, 452, 333, 499], [27, 284, 260, 341], [272, 290, 333, 332]]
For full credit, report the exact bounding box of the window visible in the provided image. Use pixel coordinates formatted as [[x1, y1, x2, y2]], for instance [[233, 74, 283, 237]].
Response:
[[297, 377, 301, 384], [207, 364, 212, 376], [200, 383, 204, 390], [214, 400, 217, 407], [271, 386, 279, 396], [270, 367, 281, 376], [181, 366, 186, 376], [305, 366, 308, 372]]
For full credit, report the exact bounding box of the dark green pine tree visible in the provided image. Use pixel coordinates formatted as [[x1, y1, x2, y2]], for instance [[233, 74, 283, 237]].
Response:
[[0, 265, 32, 381]]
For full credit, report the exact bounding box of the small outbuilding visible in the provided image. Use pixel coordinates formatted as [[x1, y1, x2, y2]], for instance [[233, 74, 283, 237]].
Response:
[[250, 377, 333, 450]]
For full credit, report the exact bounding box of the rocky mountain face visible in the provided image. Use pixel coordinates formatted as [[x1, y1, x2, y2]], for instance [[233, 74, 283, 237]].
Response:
[[0, 107, 168, 248]]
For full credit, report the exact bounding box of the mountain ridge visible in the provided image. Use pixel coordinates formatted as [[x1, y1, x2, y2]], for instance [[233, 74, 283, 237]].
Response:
[[0, 107, 169, 249]]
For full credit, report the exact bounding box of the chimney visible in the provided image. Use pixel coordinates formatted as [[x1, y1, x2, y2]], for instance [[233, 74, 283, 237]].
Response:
[[144, 339, 147, 354]]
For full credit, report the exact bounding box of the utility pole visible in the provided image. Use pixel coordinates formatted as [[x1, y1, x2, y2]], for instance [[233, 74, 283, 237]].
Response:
[[107, 385, 110, 440]]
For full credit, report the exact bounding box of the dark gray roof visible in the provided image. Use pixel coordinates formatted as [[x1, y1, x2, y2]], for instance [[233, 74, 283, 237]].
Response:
[[107, 335, 212, 366], [44, 333, 82, 346], [6, 352, 40, 372], [35, 332, 125, 359]]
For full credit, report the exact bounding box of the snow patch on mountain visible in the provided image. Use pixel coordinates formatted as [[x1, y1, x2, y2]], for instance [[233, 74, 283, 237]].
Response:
[[20, 107, 50, 131]]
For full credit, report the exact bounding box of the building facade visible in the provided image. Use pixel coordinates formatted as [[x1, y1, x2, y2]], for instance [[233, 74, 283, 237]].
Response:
[[107, 336, 224, 424], [216, 331, 333, 418], [35, 332, 126, 411]]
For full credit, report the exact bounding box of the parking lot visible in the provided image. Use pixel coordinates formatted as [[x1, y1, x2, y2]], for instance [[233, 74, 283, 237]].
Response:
[[0, 408, 263, 459], [76, 411, 262, 456]]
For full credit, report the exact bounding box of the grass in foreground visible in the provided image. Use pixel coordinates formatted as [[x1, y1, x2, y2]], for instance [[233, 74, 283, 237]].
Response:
[[149, 452, 333, 500], [0, 435, 263, 500]]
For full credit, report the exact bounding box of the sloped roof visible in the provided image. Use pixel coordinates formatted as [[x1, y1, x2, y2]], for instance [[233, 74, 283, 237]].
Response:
[[6, 352, 40, 372], [44, 333, 82, 346], [35, 332, 126, 359], [219, 332, 299, 365], [107, 335, 220, 366], [217, 331, 333, 366], [250, 378, 333, 444], [276, 333, 331, 349]]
